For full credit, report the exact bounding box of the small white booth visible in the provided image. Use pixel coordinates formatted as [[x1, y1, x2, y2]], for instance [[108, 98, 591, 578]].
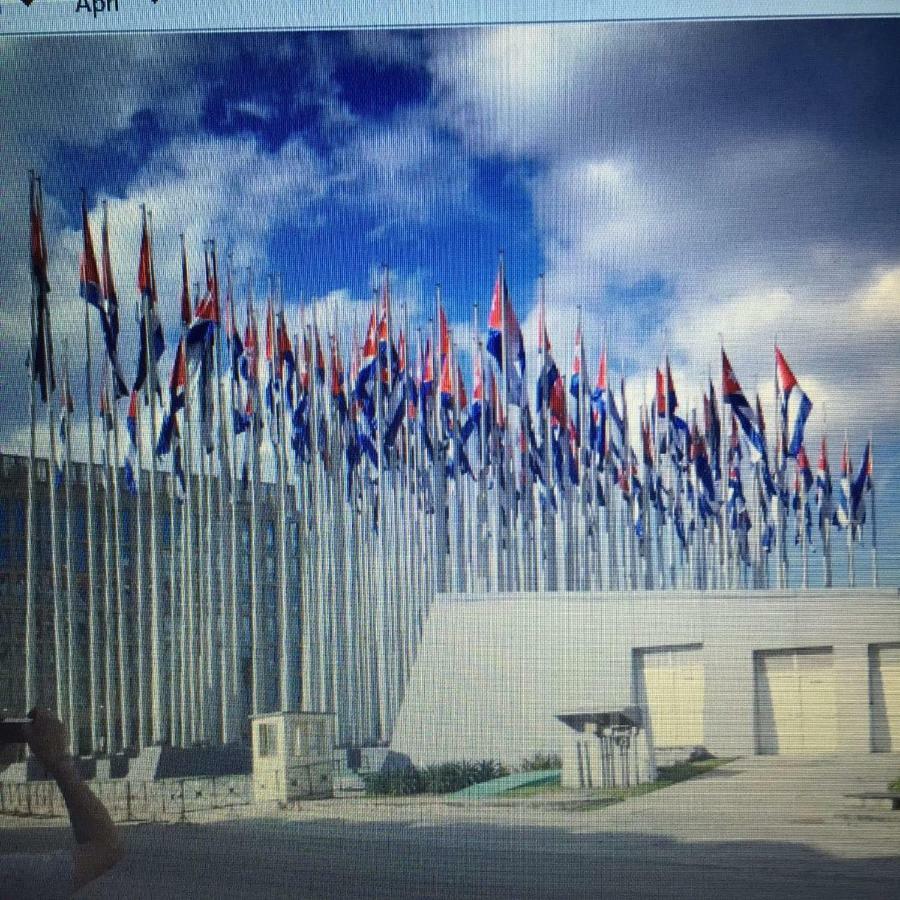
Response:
[[251, 711, 335, 803]]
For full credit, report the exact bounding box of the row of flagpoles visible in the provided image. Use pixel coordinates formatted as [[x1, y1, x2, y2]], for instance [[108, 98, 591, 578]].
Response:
[[22, 174, 878, 754]]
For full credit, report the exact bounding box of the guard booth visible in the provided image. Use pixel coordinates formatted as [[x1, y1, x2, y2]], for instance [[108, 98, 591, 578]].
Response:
[[557, 708, 656, 790], [250, 712, 335, 803]]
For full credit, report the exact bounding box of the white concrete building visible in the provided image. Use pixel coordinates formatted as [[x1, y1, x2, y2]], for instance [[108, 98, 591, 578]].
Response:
[[390, 589, 900, 767]]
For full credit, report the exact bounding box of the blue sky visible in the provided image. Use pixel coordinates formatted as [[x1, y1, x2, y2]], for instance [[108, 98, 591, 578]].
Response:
[[0, 20, 898, 584]]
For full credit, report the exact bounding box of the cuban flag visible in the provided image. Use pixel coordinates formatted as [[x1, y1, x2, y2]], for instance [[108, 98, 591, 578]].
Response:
[[775, 346, 813, 458], [850, 440, 872, 527], [355, 309, 378, 399], [462, 351, 484, 445], [79, 197, 102, 309], [133, 215, 165, 395], [123, 390, 140, 494], [706, 381, 722, 481], [727, 463, 746, 521], [438, 303, 451, 362], [420, 337, 434, 406], [82, 199, 127, 400], [227, 298, 244, 382], [171, 417, 186, 500], [241, 301, 259, 384], [693, 433, 721, 514], [589, 347, 608, 461], [186, 265, 219, 352], [815, 437, 833, 524], [329, 335, 348, 421], [536, 331, 568, 428], [486, 267, 526, 406], [796, 444, 814, 494], [157, 340, 187, 456], [722, 350, 767, 464], [835, 440, 852, 528], [98, 206, 128, 396]]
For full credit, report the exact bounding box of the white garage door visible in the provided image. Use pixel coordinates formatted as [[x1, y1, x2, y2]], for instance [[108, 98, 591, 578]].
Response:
[[754, 648, 836, 755], [870, 643, 900, 752], [635, 644, 705, 748]]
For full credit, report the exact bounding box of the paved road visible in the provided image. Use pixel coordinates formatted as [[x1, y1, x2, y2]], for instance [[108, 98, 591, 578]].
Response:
[[3, 754, 898, 898]]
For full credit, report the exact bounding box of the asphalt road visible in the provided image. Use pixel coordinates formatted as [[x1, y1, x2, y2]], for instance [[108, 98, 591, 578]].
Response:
[[3, 754, 898, 898]]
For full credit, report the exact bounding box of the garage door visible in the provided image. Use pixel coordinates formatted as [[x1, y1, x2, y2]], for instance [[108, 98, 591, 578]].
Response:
[[635, 645, 704, 748], [870, 643, 900, 752], [754, 648, 836, 755]]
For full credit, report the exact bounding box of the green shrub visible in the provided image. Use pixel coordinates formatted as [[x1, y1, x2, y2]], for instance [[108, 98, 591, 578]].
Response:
[[362, 759, 509, 796], [520, 752, 562, 772]]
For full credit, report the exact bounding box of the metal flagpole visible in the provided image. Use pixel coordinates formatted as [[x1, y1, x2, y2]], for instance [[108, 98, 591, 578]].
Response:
[[300, 318, 319, 714], [25, 174, 40, 721], [539, 276, 557, 592], [226, 261, 243, 728], [98, 380, 116, 753], [181, 321, 200, 743], [275, 278, 296, 714], [62, 355, 81, 753], [143, 210, 165, 744], [197, 372, 216, 741], [41, 267, 65, 732], [211, 243, 233, 739], [131, 358, 149, 747], [247, 273, 264, 715], [178, 447, 192, 746], [846, 434, 854, 588], [83, 265, 103, 753], [108, 366, 130, 749], [869, 435, 877, 588], [166, 421, 180, 748]]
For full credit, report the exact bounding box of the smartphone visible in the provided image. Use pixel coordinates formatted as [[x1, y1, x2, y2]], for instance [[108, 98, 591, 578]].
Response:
[[0, 719, 31, 744]]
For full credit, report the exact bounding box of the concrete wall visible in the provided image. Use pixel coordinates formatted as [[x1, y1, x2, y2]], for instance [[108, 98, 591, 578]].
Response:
[[390, 589, 900, 766]]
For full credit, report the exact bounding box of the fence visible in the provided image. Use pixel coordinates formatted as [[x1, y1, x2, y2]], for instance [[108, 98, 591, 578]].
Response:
[[0, 775, 252, 824]]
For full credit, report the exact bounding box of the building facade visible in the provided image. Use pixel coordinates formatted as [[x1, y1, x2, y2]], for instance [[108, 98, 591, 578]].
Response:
[[0, 450, 307, 755]]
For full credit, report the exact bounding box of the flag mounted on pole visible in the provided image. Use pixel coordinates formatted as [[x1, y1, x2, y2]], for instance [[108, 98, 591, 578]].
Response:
[[775, 346, 813, 458], [721, 350, 766, 463], [30, 175, 55, 403], [486, 265, 526, 406], [133, 209, 165, 395]]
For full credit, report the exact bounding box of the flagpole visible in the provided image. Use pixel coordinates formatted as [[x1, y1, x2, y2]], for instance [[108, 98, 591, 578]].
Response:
[[82, 257, 103, 753], [211, 243, 236, 739], [177, 332, 197, 745], [142, 209, 165, 744], [59, 354, 84, 756], [247, 272, 265, 716], [221, 253, 240, 738], [539, 275, 556, 592], [167, 438, 180, 748], [98, 379, 116, 754], [226, 261, 243, 727], [846, 433, 855, 589], [25, 174, 40, 723], [274, 278, 296, 714], [108, 365, 130, 750], [869, 435, 877, 588], [129, 348, 150, 747], [41, 254, 66, 733]]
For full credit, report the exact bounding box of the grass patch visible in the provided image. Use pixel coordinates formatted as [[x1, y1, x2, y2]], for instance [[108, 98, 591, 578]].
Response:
[[503, 756, 737, 805]]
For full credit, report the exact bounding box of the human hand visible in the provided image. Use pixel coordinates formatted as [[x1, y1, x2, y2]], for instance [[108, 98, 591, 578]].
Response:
[[26, 708, 69, 774]]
